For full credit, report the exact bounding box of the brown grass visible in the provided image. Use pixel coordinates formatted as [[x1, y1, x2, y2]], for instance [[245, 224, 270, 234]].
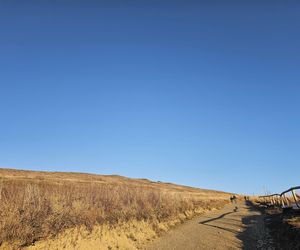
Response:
[[0, 168, 229, 249]]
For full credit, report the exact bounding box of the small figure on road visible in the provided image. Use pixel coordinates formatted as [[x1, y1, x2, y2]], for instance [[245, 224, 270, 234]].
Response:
[[230, 195, 238, 212]]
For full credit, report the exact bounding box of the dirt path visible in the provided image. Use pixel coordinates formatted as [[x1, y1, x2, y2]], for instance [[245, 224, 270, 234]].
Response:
[[145, 201, 275, 250]]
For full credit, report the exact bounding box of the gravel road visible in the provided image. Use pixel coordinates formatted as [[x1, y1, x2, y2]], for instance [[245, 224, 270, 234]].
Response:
[[145, 201, 275, 250]]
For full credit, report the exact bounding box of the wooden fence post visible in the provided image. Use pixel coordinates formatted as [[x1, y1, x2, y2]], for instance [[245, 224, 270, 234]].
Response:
[[291, 189, 300, 209]]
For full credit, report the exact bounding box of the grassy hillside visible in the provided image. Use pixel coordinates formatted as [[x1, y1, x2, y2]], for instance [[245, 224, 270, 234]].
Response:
[[0, 168, 230, 249]]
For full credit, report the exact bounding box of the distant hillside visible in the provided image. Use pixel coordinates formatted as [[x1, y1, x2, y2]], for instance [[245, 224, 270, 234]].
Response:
[[0, 168, 230, 250], [0, 168, 229, 195]]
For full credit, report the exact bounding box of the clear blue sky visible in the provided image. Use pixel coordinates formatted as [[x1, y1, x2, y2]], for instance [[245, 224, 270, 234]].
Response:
[[0, 1, 299, 194]]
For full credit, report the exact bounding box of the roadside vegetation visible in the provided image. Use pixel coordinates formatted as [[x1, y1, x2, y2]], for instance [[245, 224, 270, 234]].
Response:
[[0, 168, 229, 249]]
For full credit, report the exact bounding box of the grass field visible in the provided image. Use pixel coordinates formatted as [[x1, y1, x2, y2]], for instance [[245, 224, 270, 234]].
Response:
[[0, 168, 230, 249]]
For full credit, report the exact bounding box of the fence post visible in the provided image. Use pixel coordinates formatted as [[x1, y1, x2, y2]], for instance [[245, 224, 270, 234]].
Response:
[[291, 189, 300, 209], [280, 195, 285, 207], [283, 194, 289, 207]]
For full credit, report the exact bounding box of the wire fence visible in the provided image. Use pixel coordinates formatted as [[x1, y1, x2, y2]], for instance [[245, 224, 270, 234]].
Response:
[[258, 186, 300, 209]]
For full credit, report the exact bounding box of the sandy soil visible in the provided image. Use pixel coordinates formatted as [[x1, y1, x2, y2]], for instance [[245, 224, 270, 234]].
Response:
[[145, 201, 275, 250]]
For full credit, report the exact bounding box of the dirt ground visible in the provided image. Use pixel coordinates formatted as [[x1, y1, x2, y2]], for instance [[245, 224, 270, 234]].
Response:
[[145, 201, 275, 250], [263, 207, 300, 250]]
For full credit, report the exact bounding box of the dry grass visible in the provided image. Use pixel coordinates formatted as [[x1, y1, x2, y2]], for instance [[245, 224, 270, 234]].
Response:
[[0, 168, 229, 249]]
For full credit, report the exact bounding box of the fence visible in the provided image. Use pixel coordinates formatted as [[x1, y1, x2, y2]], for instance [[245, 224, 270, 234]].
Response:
[[258, 186, 300, 210]]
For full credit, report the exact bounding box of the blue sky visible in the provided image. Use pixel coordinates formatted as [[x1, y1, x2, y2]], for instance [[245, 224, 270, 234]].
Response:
[[0, 1, 299, 194]]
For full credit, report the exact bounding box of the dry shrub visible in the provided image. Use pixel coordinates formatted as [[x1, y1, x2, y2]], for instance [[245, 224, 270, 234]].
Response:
[[0, 172, 228, 248]]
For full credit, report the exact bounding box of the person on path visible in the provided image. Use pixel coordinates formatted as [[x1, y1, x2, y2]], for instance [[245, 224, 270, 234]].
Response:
[[230, 195, 238, 211]]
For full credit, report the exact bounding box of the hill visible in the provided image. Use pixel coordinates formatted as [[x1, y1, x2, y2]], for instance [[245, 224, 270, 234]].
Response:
[[0, 168, 230, 250]]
